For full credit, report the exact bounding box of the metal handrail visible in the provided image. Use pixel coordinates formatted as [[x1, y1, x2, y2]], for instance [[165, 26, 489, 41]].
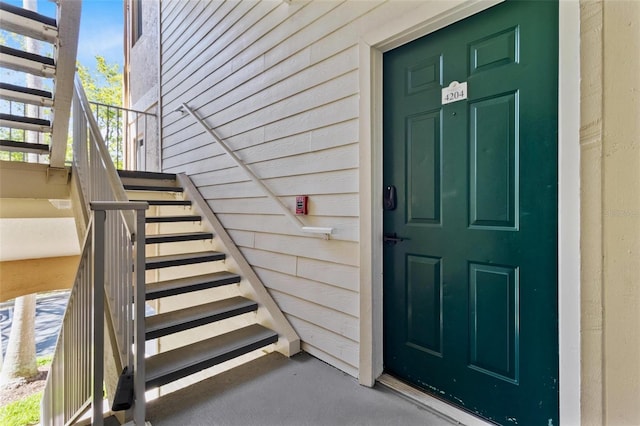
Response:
[[179, 103, 333, 238], [73, 75, 134, 231]]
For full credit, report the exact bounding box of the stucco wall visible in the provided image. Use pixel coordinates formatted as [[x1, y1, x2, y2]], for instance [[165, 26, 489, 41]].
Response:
[[601, 0, 640, 424], [126, 0, 160, 171], [128, 0, 158, 104], [581, 0, 640, 424]]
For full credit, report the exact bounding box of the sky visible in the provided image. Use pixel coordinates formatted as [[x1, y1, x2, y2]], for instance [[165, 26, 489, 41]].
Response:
[[3, 0, 124, 72]]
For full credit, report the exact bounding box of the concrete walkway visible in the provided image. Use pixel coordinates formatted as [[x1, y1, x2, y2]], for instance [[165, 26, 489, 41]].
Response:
[[146, 352, 459, 426]]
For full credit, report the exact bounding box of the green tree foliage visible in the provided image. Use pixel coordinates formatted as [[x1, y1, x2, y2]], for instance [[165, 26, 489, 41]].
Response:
[[77, 56, 122, 106], [71, 56, 124, 168]]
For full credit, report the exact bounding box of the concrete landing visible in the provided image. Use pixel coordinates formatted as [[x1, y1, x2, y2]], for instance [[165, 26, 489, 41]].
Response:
[[146, 352, 459, 426]]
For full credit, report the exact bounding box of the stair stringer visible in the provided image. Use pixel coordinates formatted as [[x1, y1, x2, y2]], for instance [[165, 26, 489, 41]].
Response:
[[176, 173, 300, 357]]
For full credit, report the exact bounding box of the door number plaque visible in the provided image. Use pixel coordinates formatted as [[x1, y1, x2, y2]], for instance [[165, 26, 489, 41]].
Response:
[[442, 81, 468, 105]]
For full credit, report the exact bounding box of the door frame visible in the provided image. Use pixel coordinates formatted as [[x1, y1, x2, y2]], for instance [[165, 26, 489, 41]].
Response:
[[357, 1, 581, 424]]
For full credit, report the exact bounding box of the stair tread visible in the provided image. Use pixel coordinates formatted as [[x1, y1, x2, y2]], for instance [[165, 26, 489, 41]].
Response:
[[146, 271, 241, 300], [118, 170, 177, 180], [145, 324, 278, 389], [146, 215, 202, 223], [0, 1, 57, 27], [146, 251, 225, 270], [0, 82, 52, 99], [0, 140, 49, 153], [133, 199, 191, 206], [0, 113, 50, 126], [145, 296, 258, 340], [124, 184, 184, 192], [146, 231, 213, 244], [0, 44, 55, 66]]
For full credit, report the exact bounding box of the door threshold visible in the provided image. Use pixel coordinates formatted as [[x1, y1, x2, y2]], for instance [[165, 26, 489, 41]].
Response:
[[377, 374, 495, 426]]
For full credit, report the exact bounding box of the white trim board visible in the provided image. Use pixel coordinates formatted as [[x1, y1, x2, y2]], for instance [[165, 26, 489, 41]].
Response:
[[358, 1, 581, 425]]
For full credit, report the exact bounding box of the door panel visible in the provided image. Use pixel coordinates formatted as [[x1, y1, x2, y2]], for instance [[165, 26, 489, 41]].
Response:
[[383, 1, 558, 424]]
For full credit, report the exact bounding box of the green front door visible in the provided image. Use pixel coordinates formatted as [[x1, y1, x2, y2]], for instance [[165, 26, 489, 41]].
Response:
[[382, 1, 558, 424]]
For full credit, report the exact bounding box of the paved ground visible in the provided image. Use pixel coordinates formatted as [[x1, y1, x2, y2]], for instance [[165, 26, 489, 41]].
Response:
[[0, 291, 69, 357], [147, 352, 459, 426]]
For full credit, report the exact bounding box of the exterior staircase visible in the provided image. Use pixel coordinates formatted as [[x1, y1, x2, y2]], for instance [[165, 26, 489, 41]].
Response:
[[4, 2, 299, 423], [0, 0, 80, 167], [118, 169, 291, 396]]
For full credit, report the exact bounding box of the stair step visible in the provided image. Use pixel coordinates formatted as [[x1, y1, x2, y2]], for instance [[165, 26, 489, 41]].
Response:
[[0, 45, 55, 77], [146, 232, 213, 245], [146, 215, 202, 224], [0, 140, 49, 154], [146, 271, 241, 300], [118, 169, 177, 180], [133, 199, 191, 207], [146, 251, 225, 270], [0, 1, 57, 43], [124, 184, 184, 192], [146, 296, 258, 340], [0, 113, 51, 132], [145, 324, 278, 389], [0, 82, 53, 107]]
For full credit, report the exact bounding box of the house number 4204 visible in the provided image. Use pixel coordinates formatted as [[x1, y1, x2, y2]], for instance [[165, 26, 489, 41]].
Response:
[[441, 81, 468, 105]]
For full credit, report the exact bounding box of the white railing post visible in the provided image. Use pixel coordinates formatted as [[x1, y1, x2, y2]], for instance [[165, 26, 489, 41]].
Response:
[[92, 201, 148, 426], [92, 208, 106, 426], [133, 207, 146, 425]]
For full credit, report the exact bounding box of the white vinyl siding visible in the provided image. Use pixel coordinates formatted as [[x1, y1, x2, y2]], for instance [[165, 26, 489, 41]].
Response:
[[159, 0, 419, 375]]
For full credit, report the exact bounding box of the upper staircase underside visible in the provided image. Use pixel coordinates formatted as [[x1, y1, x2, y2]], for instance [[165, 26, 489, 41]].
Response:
[[0, 0, 81, 167]]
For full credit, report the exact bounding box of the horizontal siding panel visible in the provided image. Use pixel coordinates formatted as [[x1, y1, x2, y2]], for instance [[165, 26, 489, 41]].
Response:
[[288, 316, 359, 369], [253, 233, 359, 267], [160, 0, 181, 24], [229, 71, 359, 137], [163, 1, 257, 82], [163, 151, 236, 175], [263, 1, 382, 69], [264, 95, 359, 141], [164, 115, 357, 168], [163, 1, 265, 77], [164, 45, 359, 137], [216, 213, 359, 242], [239, 246, 297, 276], [227, 229, 255, 248], [296, 257, 359, 293], [197, 169, 359, 199], [164, 129, 359, 181], [208, 194, 359, 217], [163, 144, 230, 171], [161, 0, 194, 34], [198, 180, 264, 199], [162, 1, 326, 106], [166, 69, 358, 148], [162, 0, 212, 55], [271, 290, 359, 342], [237, 118, 359, 162], [255, 267, 358, 317], [190, 166, 248, 187], [248, 143, 359, 179], [300, 342, 358, 378]]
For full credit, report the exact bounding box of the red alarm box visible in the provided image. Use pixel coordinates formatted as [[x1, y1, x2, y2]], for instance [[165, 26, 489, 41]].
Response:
[[295, 195, 308, 215]]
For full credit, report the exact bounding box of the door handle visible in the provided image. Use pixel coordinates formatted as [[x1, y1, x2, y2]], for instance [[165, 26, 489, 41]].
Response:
[[383, 232, 407, 245]]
